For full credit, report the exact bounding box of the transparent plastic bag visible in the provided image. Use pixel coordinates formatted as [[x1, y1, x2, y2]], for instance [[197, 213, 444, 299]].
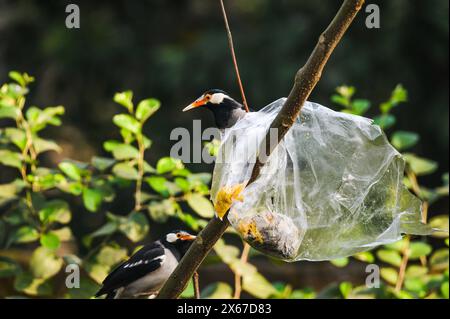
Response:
[[211, 98, 433, 262]]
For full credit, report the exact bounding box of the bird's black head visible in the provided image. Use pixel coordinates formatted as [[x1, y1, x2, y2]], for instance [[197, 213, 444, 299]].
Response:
[[183, 89, 245, 129], [162, 230, 196, 256]]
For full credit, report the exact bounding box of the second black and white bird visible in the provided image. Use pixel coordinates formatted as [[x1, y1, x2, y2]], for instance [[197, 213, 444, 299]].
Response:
[[95, 230, 196, 299]]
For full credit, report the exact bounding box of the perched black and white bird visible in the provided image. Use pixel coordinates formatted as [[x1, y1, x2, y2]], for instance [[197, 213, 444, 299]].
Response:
[[95, 230, 196, 299], [183, 89, 248, 130]]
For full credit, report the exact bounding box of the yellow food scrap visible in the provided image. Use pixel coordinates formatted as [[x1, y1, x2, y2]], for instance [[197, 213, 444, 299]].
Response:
[[237, 219, 263, 244], [214, 184, 245, 220]]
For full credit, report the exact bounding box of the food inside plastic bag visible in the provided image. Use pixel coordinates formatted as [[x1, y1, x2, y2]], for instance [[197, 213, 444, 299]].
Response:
[[211, 98, 433, 262]]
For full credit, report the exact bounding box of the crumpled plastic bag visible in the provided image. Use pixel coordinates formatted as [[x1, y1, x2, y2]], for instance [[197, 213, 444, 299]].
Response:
[[211, 98, 433, 262]]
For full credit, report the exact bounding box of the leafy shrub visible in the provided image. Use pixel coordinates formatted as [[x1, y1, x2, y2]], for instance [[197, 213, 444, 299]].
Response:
[[0, 72, 448, 299]]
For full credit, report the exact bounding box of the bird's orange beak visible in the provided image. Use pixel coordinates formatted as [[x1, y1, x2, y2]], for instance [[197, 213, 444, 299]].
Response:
[[180, 234, 197, 241], [182, 97, 208, 112]]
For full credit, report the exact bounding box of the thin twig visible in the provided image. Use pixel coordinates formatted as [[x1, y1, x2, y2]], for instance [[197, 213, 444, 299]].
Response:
[[193, 271, 201, 299], [233, 242, 251, 299], [395, 237, 410, 293], [134, 134, 145, 211], [220, 0, 251, 299], [406, 169, 429, 266], [219, 0, 250, 113], [157, 0, 365, 299]]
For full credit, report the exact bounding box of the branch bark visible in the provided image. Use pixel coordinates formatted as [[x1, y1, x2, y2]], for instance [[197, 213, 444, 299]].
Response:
[[157, 0, 365, 299]]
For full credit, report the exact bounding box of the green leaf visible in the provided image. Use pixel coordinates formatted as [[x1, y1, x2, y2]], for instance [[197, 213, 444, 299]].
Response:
[[38, 200, 71, 224], [103, 140, 121, 152], [156, 157, 183, 174], [34, 138, 61, 155], [353, 251, 375, 263], [429, 215, 449, 238], [0, 150, 22, 169], [176, 211, 201, 231], [174, 177, 190, 192], [97, 245, 128, 266], [351, 99, 371, 115], [30, 246, 63, 279], [384, 238, 409, 252], [408, 242, 432, 259], [147, 199, 178, 223], [4, 128, 26, 151], [113, 91, 134, 113], [112, 163, 139, 180], [118, 212, 149, 242], [187, 173, 212, 185], [52, 227, 73, 242], [146, 176, 169, 196], [213, 239, 240, 264], [136, 98, 160, 122], [180, 279, 195, 298], [373, 114, 396, 130], [11, 226, 39, 244], [9, 71, 34, 87], [339, 282, 353, 299], [403, 153, 438, 176], [142, 136, 152, 150], [9, 71, 26, 86], [40, 232, 61, 250], [391, 131, 419, 151], [84, 220, 118, 247], [185, 193, 214, 218], [204, 139, 221, 157], [201, 282, 233, 299], [65, 276, 100, 299], [405, 265, 428, 278], [242, 269, 277, 299], [441, 281, 449, 299], [0, 180, 25, 206], [58, 162, 82, 181], [111, 143, 139, 160], [376, 249, 402, 267], [113, 114, 141, 134], [390, 84, 408, 105], [26, 106, 64, 132], [0, 106, 19, 120], [120, 128, 135, 144], [14, 272, 52, 296], [429, 249, 449, 272], [2, 83, 28, 98], [0, 256, 21, 278], [92, 156, 116, 171], [404, 277, 426, 294], [331, 94, 350, 108], [330, 257, 349, 268], [380, 267, 398, 285], [83, 188, 103, 212], [336, 86, 355, 99], [86, 245, 127, 283]]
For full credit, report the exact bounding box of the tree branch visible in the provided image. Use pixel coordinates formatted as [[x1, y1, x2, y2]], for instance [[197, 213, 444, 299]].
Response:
[[157, 0, 365, 299]]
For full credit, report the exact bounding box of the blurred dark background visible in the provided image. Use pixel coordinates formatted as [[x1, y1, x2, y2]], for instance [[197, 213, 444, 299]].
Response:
[[0, 0, 448, 291]]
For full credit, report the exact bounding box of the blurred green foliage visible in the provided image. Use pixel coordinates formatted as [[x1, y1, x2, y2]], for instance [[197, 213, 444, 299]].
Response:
[[0, 73, 448, 299], [327, 85, 449, 299], [0, 72, 279, 298], [0, 0, 448, 301]]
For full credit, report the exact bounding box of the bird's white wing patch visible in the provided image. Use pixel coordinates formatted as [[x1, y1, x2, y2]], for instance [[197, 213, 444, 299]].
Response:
[[123, 255, 165, 268]]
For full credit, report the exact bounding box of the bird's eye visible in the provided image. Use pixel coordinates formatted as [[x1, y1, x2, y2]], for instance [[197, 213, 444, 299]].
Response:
[[205, 95, 211, 100], [176, 233, 181, 238]]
